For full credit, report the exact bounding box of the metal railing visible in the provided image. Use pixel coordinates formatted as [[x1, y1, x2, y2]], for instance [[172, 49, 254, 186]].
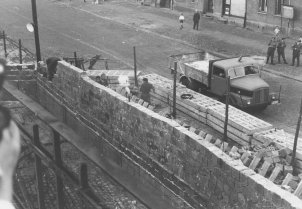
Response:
[[15, 123, 103, 209]]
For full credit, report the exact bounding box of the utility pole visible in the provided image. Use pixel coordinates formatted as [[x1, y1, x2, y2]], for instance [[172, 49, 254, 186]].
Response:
[[3, 31, 7, 58], [74, 52, 78, 68], [31, 0, 41, 61], [223, 76, 230, 143], [18, 39, 22, 64], [172, 61, 177, 118], [292, 98, 302, 174], [133, 46, 138, 87]]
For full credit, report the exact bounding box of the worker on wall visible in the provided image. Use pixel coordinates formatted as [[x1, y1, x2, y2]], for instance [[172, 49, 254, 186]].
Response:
[[140, 78, 155, 103]]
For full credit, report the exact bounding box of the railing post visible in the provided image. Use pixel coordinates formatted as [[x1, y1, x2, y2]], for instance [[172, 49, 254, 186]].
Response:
[[19, 39, 22, 64], [53, 130, 64, 209], [133, 46, 138, 87], [74, 52, 78, 68], [79, 163, 88, 190], [33, 125, 45, 209], [3, 31, 7, 58], [172, 61, 177, 118]]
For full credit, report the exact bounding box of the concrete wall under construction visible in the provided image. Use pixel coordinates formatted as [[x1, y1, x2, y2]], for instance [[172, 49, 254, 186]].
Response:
[[23, 61, 301, 209]]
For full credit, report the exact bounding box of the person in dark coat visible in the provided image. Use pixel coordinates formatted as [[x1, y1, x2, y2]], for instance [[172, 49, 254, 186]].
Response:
[[266, 37, 277, 65], [277, 38, 287, 64], [140, 78, 155, 103], [46, 57, 61, 81], [291, 40, 302, 67], [193, 10, 200, 30], [96, 73, 109, 87]]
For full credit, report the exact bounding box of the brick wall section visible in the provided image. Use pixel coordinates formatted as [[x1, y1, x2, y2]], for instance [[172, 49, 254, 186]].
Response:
[[34, 61, 302, 209]]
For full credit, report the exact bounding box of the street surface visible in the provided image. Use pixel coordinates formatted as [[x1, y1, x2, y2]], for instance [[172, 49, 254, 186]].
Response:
[[0, 0, 302, 136]]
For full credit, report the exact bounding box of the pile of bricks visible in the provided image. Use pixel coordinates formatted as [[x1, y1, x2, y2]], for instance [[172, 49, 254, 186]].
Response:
[[253, 129, 302, 173], [207, 105, 273, 146], [179, 120, 302, 199]]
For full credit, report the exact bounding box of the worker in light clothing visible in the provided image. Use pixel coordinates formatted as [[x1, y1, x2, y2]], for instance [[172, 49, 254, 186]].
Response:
[[140, 78, 155, 103], [179, 13, 185, 30]]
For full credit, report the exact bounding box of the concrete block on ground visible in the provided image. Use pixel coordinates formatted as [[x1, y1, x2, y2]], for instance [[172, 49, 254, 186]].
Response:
[[282, 173, 293, 186], [205, 134, 213, 143], [214, 138, 222, 147], [249, 157, 261, 171], [258, 161, 272, 176], [269, 166, 282, 182]]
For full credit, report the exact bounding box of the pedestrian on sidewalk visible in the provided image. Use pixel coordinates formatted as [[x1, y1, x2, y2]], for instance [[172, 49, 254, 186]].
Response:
[[277, 38, 287, 64], [179, 13, 185, 30], [266, 37, 277, 65], [193, 10, 200, 30], [291, 40, 302, 67]]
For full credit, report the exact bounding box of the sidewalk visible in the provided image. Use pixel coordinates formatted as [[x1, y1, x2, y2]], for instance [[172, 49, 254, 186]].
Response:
[[52, 0, 302, 82]]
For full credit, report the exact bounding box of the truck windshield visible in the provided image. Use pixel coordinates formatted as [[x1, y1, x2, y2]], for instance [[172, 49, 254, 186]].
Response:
[[228, 66, 259, 79]]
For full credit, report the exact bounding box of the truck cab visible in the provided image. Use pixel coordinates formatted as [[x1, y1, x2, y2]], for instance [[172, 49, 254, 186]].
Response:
[[169, 52, 279, 110], [209, 57, 275, 109]]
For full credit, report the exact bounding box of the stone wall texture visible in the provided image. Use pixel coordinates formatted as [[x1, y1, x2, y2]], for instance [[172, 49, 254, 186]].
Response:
[[32, 61, 302, 209]]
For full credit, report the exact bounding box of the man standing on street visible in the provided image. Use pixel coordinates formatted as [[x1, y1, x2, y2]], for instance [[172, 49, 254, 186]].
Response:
[[266, 37, 277, 65], [277, 38, 287, 64], [140, 78, 155, 103], [291, 40, 302, 67], [193, 10, 200, 30]]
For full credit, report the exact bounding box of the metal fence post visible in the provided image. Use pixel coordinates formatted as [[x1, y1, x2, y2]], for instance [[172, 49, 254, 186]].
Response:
[[19, 39, 22, 64], [172, 61, 177, 118], [3, 31, 7, 58], [53, 130, 64, 209], [79, 163, 88, 190], [33, 125, 45, 209]]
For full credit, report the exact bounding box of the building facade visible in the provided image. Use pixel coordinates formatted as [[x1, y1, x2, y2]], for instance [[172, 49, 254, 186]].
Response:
[[199, 0, 302, 34]]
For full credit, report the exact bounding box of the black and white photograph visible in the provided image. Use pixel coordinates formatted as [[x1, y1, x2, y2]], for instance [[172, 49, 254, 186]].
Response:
[[0, 0, 302, 208]]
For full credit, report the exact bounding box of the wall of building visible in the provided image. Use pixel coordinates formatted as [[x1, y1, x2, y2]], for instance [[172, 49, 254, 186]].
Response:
[[29, 61, 302, 209], [207, 0, 302, 33]]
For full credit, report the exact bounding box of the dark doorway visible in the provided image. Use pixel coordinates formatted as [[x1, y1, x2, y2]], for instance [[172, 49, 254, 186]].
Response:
[[159, 0, 170, 7], [222, 0, 231, 16], [207, 0, 213, 13]]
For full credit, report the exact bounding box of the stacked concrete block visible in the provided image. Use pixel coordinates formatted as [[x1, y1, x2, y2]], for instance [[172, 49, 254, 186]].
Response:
[[207, 105, 272, 146]]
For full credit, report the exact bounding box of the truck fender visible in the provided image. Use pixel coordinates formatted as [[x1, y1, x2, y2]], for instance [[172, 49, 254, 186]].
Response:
[[229, 93, 239, 107]]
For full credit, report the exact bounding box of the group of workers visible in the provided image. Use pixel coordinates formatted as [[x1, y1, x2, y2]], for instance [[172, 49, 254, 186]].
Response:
[[266, 27, 302, 67], [95, 74, 155, 104]]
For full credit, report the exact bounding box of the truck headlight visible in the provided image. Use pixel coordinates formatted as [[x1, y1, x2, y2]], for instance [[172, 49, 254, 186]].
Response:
[[247, 101, 251, 105]]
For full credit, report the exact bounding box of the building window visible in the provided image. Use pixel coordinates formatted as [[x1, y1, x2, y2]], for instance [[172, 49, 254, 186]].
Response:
[[275, 0, 282, 15], [259, 0, 267, 12]]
